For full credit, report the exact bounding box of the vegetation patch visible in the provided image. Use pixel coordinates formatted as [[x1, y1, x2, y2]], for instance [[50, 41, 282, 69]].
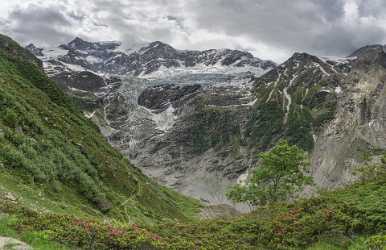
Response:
[[1, 171, 385, 249], [245, 102, 284, 150], [188, 106, 241, 154]]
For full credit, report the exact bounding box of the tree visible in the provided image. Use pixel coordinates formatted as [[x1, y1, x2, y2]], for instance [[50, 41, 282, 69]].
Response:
[[226, 140, 312, 207]]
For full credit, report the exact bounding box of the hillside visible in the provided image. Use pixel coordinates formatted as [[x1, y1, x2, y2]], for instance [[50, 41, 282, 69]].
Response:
[[0, 34, 200, 225], [0, 162, 385, 249]]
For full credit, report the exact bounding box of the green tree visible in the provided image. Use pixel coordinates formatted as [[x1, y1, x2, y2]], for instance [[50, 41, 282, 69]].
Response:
[[226, 140, 312, 207]]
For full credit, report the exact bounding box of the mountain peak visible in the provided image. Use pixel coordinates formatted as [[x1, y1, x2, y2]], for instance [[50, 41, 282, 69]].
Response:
[[281, 52, 324, 69], [139, 41, 176, 54], [60, 37, 122, 51], [26, 43, 38, 49], [290, 52, 319, 61], [67, 37, 92, 49], [150, 41, 170, 47], [71, 36, 84, 43], [25, 43, 44, 57], [348, 44, 386, 67], [349, 44, 385, 58]]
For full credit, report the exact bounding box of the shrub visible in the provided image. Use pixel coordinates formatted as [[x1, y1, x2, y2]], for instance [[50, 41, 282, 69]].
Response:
[[227, 140, 312, 206]]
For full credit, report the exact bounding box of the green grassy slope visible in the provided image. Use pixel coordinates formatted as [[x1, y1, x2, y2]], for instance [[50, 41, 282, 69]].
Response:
[[153, 174, 386, 249], [0, 34, 200, 224], [0, 169, 384, 249]]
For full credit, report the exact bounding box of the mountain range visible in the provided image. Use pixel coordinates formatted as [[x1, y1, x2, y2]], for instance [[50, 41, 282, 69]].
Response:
[[27, 37, 275, 77], [24, 37, 276, 205], [23, 37, 386, 209]]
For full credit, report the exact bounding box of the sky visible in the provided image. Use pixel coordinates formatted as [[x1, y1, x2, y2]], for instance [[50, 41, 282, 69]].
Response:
[[1, 0, 386, 62]]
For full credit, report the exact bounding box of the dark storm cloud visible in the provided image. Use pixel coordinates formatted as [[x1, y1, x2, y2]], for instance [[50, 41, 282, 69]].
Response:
[[89, 0, 189, 46], [357, 0, 386, 17], [2, 0, 386, 62], [4, 4, 79, 46], [186, 0, 386, 57]]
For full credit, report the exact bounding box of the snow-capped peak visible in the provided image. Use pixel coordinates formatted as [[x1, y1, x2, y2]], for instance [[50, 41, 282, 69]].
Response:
[[27, 38, 276, 79]]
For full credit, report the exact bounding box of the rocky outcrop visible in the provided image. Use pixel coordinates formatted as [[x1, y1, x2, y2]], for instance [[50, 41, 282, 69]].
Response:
[[25, 43, 43, 57], [98, 79, 257, 206], [52, 71, 106, 91], [310, 47, 386, 187], [138, 84, 201, 110], [49, 70, 121, 112], [0, 237, 32, 250], [250, 46, 386, 189]]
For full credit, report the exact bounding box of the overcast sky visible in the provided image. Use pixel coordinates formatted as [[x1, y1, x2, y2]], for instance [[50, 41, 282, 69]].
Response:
[[1, 0, 386, 62]]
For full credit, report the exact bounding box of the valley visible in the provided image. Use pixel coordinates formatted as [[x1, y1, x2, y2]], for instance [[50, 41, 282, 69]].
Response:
[[26, 37, 386, 208], [0, 33, 385, 249], [26, 37, 276, 207]]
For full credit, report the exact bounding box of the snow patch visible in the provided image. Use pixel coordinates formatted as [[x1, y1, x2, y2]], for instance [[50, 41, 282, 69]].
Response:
[[86, 55, 102, 64], [68, 87, 89, 93], [62, 62, 86, 72], [266, 70, 286, 103], [283, 74, 297, 123], [319, 56, 357, 64], [149, 105, 177, 132], [141, 63, 268, 79], [41, 47, 68, 59], [237, 170, 250, 186], [312, 62, 330, 76], [84, 111, 96, 119], [243, 98, 257, 106]]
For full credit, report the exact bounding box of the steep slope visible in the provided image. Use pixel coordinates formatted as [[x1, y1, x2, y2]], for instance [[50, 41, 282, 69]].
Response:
[[118, 82, 256, 205], [251, 47, 386, 188], [0, 34, 199, 224], [250, 52, 349, 151]]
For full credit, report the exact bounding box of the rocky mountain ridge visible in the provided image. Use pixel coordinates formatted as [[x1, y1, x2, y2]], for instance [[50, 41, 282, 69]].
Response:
[[27, 37, 275, 78]]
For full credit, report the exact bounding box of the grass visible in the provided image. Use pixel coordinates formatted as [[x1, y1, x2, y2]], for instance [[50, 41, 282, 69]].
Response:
[[149, 174, 386, 249], [0, 174, 385, 249], [0, 215, 69, 250]]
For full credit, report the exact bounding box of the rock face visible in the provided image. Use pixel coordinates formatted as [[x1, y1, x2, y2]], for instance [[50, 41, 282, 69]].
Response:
[[28, 37, 386, 207], [251, 48, 386, 188], [25, 43, 43, 57], [0, 237, 32, 250], [52, 71, 107, 91], [80, 77, 257, 205], [138, 84, 202, 110]]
